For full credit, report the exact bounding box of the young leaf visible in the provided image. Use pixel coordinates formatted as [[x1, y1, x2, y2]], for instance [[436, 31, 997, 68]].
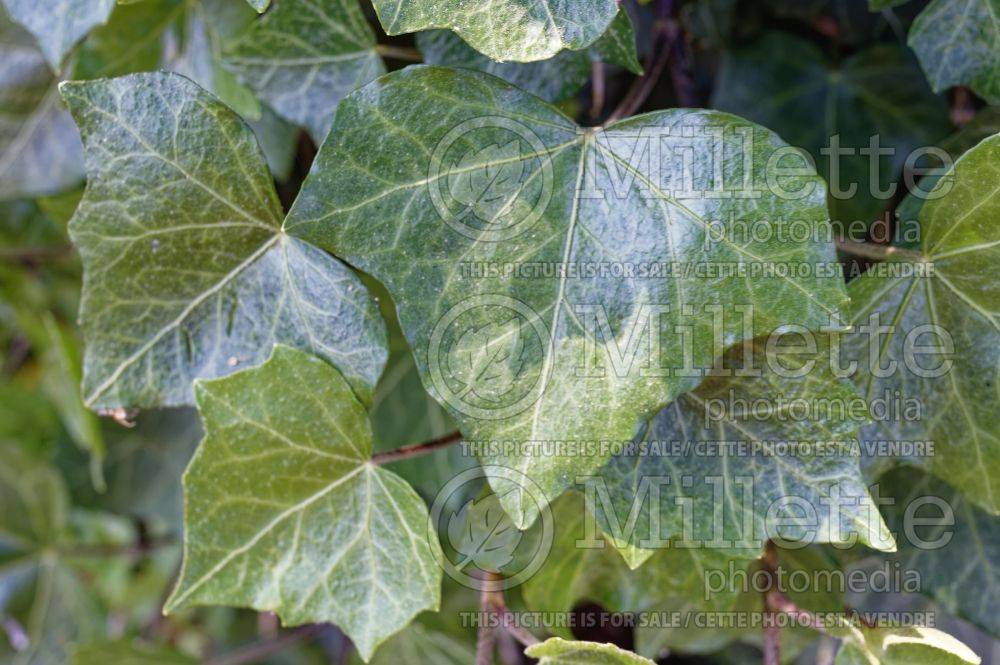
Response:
[[0, 13, 84, 200], [909, 0, 1000, 104], [286, 65, 850, 528], [165, 345, 442, 661], [371, 0, 619, 62], [60, 72, 387, 410], [844, 134, 1000, 514], [526, 638, 656, 665], [223, 0, 385, 142], [835, 625, 981, 665], [592, 337, 895, 568], [0, 0, 115, 70]]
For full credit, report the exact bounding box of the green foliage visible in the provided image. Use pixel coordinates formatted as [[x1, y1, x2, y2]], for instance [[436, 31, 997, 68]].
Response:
[[3, 1, 1000, 664]]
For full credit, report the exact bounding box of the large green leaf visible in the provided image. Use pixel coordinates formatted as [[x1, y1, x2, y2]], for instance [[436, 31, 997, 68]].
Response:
[[526, 638, 655, 665], [286, 65, 850, 528], [165, 345, 442, 661], [712, 32, 951, 228], [0, 13, 84, 201], [223, 0, 385, 142], [60, 72, 387, 410], [591, 337, 894, 568], [844, 133, 1000, 514], [416, 11, 642, 105], [909, 0, 1000, 104], [0, 0, 115, 70], [371, 0, 619, 62], [877, 468, 1000, 640]]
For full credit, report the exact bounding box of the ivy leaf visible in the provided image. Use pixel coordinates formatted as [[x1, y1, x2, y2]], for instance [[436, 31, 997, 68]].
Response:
[[526, 638, 656, 665], [73, 0, 185, 79], [168, 0, 262, 121], [591, 337, 894, 568], [522, 492, 747, 645], [877, 468, 1000, 640], [844, 133, 1000, 514], [909, 0, 1000, 104], [287, 66, 850, 528], [450, 317, 526, 403], [416, 30, 596, 105], [417, 11, 641, 105], [0, 446, 67, 552], [448, 140, 526, 224], [60, 72, 387, 410], [246, 0, 270, 11], [0, 447, 102, 665], [371, 0, 619, 62], [834, 625, 981, 665], [350, 622, 476, 665], [0, 0, 115, 70], [0, 13, 84, 200], [712, 32, 951, 228], [447, 492, 522, 572], [591, 10, 644, 76], [71, 641, 197, 665], [165, 345, 442, 661], [223, 0, 385, 142]]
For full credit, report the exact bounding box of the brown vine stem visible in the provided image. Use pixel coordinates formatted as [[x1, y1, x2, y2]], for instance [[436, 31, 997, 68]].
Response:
[[375, 44, 424, 62], [834, 237, 925, 263], [590, 60, 606, 122], [205, 625, 323, 665], [371, 430, 463, 464], [480, 578, 541, 649], [477, 572, 502, 665], [761, 541, 782, 665]]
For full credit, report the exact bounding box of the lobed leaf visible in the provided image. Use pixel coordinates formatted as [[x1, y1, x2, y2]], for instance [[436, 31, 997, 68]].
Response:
[[223, 0, 385, 142], [591, 337, 895, 568], [286, 65, 851, 528], [909, 0, 1000, 104], [844, 133, 1000, 514], [165, 345, 442, 661], [60, 72, 387, 410]]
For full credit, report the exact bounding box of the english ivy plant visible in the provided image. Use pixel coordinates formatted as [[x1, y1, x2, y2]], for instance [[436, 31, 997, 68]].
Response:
[[3, 1, 1000, 664]]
